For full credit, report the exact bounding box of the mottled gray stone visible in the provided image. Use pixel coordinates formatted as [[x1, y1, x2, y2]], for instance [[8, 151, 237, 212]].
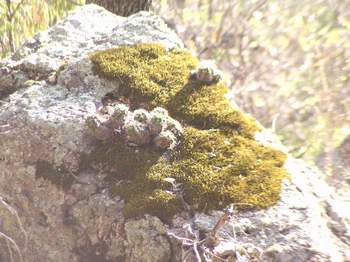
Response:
[[124, 215, 172, 262], [0, 4, 348, 262], [0, 5, 183, 262]]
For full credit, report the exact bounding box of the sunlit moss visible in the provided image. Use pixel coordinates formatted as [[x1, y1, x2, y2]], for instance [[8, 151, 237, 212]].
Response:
[[113, 128, 287, 220], [90, 43, 287, 221], [90, 43, 198, 108], [90, 43, 258, 137], [168, 81, 258, 137]]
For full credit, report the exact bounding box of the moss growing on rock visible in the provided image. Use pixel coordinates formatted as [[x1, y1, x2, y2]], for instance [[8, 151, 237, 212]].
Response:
[[90, 43, 198, 108], [114, 128, 287, 220], [89, 43, 287, 221], [169, 81, 258, 138], [90, 43, 258, 137]]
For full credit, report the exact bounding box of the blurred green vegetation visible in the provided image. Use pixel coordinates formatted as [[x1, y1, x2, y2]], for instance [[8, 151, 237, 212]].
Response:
[[1, 0, 349, 179], [0, 0, 83, 58], [153, 0, 350, 176]]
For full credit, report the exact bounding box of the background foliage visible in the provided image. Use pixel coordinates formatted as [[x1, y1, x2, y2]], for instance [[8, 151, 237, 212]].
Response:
[[1, 0, 349, 186], [0, 0, 83, 58], [153, 0, 350, 187]]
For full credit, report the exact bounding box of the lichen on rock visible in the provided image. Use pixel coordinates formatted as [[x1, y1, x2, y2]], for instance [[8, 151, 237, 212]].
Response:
[[89, 43, 287, 221]]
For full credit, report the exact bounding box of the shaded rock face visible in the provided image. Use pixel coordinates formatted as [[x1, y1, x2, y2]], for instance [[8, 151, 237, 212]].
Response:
[[0, 4, 348, 262]]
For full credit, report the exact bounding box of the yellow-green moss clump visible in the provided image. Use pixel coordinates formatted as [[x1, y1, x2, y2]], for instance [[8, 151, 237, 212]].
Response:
[[90, 43, 257, 137], [90, 43, 197, 109], [90, 43, 287, 221]]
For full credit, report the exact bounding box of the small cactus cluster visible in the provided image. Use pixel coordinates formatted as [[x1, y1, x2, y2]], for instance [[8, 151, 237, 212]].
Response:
[[86, 103, 183, 150], [191, 60, 223, 85]]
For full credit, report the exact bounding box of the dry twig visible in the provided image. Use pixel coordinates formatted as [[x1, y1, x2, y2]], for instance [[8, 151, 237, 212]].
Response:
[[0, 231, 23, 262], [0, 196, 27, 262], [168, 205, 236, 262]]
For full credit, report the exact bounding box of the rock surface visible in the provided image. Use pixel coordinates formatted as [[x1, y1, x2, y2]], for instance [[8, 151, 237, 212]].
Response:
[[0, 4, 348, 262]]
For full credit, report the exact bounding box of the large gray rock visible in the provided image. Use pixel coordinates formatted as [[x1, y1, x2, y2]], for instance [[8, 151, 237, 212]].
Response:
[[0, 4, 348, 262]]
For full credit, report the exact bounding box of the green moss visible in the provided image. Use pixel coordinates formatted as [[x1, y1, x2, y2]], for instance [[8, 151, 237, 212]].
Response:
[[119, 188, 182, 220], [169, 81, 258, 137], [90, 43, 198, 108], [90, 43, 258, 137], [113, 128, 287, 220], [173, 128, 286, 209], [89, 43, 287, 221]]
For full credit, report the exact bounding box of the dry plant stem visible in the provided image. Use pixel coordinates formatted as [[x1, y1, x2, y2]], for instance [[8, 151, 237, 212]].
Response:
[[6, 239, 15, 262], [5, 0, 15, 52], [0, 196, 28, 251], [193, 242, 201, 261], [168, 178, 194, 217], [0, 37, 6, 53], [168, 205, 236, 262], [5, 0, 26, 53], [0, 231, 23, 262], [205, 205, 234, 248], [176, 191, 193, 216]]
